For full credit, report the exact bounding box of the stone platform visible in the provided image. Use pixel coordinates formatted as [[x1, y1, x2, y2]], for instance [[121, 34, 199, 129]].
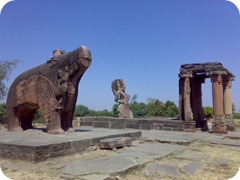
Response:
[[80, 116, 185, 131], [0, 127, 141, 162]]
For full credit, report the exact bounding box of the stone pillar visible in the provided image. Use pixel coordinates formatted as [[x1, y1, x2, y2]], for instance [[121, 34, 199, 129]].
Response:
[[223, 79, 235, 130], [179, 78, 184, 121], [211, 74, 226, 133], [191, 76, 205, 129], [183, 77, 195, 131]]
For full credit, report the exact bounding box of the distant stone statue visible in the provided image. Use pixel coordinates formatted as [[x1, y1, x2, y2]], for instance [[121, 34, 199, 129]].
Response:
[[7, 46, 92, 134], [111, 79, 133, 118]]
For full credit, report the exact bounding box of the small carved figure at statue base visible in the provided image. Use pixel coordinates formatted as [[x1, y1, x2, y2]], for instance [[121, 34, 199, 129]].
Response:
[[111, 79, 133, 118], [7, 46, 92, 134]]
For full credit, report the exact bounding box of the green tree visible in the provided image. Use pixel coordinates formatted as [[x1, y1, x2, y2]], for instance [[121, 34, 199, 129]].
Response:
[[203, 106, 213, 119], [95, 109, 111, 116], [87, 109, 96, 116], [0, 103, 6, 124], [128, 94, 146, 117], [163, 101, 179, 117], [0, 60, 19, 100], [145, 99, 164, 117], [129, 102, 146, 117], [112, 104, 119, 117], [74, 104, 89, 117]]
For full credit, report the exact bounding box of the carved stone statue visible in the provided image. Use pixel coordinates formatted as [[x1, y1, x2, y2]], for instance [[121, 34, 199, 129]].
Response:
[[7, 46, 92, 134], [111, 79, 133, 118]]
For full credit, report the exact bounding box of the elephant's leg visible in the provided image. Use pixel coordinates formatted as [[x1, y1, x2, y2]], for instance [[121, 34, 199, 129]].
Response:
[[39, 103, 64, 134], [21, 109, 36, 130], [61, 111, 75, 132], [7, 107, 23, 132]]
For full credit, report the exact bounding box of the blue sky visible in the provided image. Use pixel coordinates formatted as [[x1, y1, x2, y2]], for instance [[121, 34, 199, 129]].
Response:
[[0, 0, 240, 111]]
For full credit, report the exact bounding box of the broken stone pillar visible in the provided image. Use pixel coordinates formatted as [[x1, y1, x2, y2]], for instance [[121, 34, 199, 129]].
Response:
[[223, 79, 235, 130], [211, 74, 226, 133], [183, 77, 195, 131]]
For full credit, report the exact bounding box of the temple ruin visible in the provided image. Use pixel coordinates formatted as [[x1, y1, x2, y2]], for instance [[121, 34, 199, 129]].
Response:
[[179, 62, 235, 133]]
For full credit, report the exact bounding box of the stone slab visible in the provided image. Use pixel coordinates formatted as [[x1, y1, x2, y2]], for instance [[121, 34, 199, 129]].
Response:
[[181, 161, 204, 175], [176, 153, 206, 161], [214, 158, 230, 167], [144, 162, 181, 177], [0, 127, 141, 162], [100, 137, 132, 149], [61, 143, 186, 179]]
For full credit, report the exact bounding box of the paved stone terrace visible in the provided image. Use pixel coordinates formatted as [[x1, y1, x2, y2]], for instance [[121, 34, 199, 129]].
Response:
[[0, 128, 141, 162]]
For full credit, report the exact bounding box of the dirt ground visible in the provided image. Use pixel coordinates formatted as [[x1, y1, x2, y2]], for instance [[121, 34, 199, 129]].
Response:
[[123, 142, 240, 180], [0, 120, 240, 180], [0, 139, 239, 180]]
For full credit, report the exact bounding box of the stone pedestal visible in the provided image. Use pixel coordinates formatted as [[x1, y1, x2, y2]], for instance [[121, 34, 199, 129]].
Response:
[[212, 121, 227, 134], [185, 121, 196, 132], [226, 120, 235, 131]]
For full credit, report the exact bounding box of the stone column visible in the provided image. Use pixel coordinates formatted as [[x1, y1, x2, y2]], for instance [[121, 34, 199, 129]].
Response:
[[223, 79, 235, 130], [191, 76, 205, 129], [211, 74, 226, 133], [183, 77, 195, 131], [179, 78, 184, 120]]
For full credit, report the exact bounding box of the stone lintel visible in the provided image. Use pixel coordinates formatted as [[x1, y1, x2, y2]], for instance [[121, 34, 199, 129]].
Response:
[[179, 74, 193, 78]]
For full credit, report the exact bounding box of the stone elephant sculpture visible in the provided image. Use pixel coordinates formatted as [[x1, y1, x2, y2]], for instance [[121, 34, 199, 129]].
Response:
[[6, 46, 92, 134]]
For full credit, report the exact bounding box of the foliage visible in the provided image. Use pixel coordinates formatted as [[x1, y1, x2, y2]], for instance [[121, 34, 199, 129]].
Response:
[[203, 106, 213, 119], [74, 104, 89, 117], [33, 109, 45, 123], [162, 100, 179, 117], [74, 105, 112, 117], [95, 109, 112, 116], [0, 60, 19, 100], [145, 99, 165, 117], [129, 102, 146, 117], [113, 95, 179, 118], [233, 113, 240, 119], [112, 104, 119, 117], [0, 103, 6, 124]]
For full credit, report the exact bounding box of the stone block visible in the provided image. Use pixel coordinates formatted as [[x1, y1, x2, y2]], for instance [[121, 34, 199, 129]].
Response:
[[99, 137, 132, 149], [110, 122, 124, 129], [80, 122, 93, 126], [124, 123, 140, 129], [140, 124, 152, 130], [153, 124, 163, 130], [94, 122, 109, 128]]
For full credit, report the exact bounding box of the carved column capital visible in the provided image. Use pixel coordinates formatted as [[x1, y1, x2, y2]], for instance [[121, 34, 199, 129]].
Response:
[[223, 80, 232, 89], [211, 74, 222, 84]]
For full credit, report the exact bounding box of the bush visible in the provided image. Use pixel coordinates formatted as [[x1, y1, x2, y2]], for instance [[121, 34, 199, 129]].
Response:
[[0, 103, 6, 124], [233, 113, 240, 119], [32, 109, 45, 123], [203, 106, 213, 119]]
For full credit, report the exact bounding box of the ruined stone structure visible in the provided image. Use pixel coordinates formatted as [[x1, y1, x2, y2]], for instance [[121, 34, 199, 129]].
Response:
[[179, 62, 235, 133], [7, 46, 92, 134], [111, 79, 133, 118]]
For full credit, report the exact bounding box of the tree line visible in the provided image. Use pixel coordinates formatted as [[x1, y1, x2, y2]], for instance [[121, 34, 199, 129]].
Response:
[[74, 95, 179, 118]]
